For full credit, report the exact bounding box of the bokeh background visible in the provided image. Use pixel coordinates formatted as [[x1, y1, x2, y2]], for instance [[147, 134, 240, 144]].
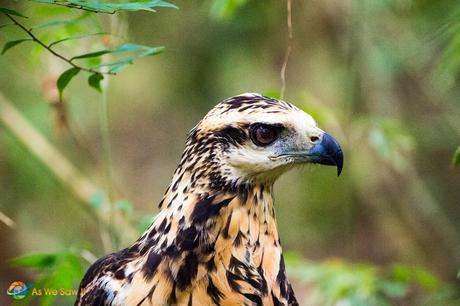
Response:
[[1, 0, 459, 305]]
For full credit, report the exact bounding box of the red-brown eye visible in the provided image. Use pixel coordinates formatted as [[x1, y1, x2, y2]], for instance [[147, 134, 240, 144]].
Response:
[[250, 124, 279, 146]]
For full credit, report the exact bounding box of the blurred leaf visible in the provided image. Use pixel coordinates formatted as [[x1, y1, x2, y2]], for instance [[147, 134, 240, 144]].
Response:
[[1, 39, 33, 55], [10, 253, 58, 269], [72, 44, 163, 68], [452, 146, 460, 167], [88, 72, 104, 92], [284, 253, 452, 305], [32, 19, 79, 29], [89, 191, 106, 209], [0, 7, 27, 18], [57, 67, 81, 98], [48, 32, 109, 47], [0, 23, 14, 29], [71, 50, 111, 60], [136, 215, 154, 233], [114, 199, 133, 214], [112, 43, 151, 53], [210, 0, 247, 20], [30, 0, 177, 13], [262, 90, 281, 99], [10, 250, 85, 306], [391, 264, 440, 290], [378, 280, 408, 298], [95, 45, 164, 73]]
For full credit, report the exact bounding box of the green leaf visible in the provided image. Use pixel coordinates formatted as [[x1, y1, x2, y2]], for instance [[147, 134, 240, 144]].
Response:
[[10, 253, 58, 269], [88, 73, 104, 92], [72, 44, 162, 61], [89, 191, 106, 209], [48, 32, 109, 47], [57, 67, 80, 98], [30, 0, 55, 3], [95, 46, 164, 73], [30, 0, 177, 14], [210, 0, 247, 20], [137, 215, 154, 232], [452, 146, 460, 167], [1, 39, 33, 55], [114, 200, 133, 214], [100, 58, 134, 73], [71, 50, 111, 60], [262, 90, 281, 99], [112, 43, 150, 53], [0, 23, 15, 29], [0, 7, 28, 18], [11, 250, 85, 306], [32, 19, 79, 29]]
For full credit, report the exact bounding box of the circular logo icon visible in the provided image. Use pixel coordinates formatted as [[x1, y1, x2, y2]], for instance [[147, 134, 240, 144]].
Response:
[[7, 281, 28, 300]]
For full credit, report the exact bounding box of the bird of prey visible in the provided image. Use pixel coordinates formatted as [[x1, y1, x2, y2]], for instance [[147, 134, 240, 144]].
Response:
[[76, 93, 343, 306]]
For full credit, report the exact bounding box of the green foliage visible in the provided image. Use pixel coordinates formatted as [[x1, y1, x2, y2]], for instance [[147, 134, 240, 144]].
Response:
[[452, 146, 460, 167], [48, 32, 108, 48], [0, 1, 175, 98], [32, 19, 80, 30], [57, 67, 80, 99], [88, 72, 104, 92], [0, 7, 27, 18], [88, 191, 107, 209], [284, 252, 457, 306], [210, 0, 247, 20], [10, 250, 85, 306], [29, 0, 178, 14], [1, 38, 33, 54], [368, 118, 415, 171], [114, 199, 134, 214], [70, 43, 165, 74]]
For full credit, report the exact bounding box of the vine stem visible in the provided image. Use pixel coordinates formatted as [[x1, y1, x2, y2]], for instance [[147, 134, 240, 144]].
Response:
[[280, 0, 293, 100], [4, 13, 115, 75]]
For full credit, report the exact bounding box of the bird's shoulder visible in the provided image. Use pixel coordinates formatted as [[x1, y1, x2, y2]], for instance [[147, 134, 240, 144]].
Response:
[[75, 247, 138, 305]]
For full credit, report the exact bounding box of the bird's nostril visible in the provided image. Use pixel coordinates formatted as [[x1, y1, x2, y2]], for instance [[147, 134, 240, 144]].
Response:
[[310, 136, 319, 142]]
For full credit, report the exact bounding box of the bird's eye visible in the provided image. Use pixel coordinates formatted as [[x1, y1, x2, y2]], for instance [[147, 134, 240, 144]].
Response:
[[250, 124, 279, 146]]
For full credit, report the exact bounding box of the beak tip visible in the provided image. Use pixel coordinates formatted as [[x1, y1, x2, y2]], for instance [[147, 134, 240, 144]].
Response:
[[336, 150, 343, 176], [323, 133, 343, 177]]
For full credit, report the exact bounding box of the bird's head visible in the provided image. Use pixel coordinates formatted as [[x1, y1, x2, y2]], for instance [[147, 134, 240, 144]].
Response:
[[181, 93, 343, 190]]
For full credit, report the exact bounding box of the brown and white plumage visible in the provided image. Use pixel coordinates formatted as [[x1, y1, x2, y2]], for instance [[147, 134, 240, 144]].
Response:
[[76, 93, 343, 306]]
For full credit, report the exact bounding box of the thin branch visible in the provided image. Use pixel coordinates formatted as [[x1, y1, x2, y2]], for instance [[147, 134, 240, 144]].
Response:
[[0, 211, 16, 228], [0, 92, 138, 250], [42, 1, 116, 14], [280, 0, 293, 100], [4, 13, 115, 75]]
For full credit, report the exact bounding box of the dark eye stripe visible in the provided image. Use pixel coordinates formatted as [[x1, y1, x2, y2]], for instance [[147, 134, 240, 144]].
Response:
[[214, 126, 247, 146]]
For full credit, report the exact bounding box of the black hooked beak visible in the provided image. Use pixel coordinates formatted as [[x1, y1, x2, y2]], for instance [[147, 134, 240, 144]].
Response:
[[308, 133, 343, 176]]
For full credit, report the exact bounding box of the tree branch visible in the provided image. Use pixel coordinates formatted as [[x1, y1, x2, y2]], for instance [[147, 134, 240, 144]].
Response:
[[42, 1, 116, 14], [4, 13, 115, 75], [0, 92, 138, 250]]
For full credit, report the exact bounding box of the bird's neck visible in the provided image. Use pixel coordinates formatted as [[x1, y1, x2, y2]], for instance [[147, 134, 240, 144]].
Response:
[[139, 171, 282, 271], [151, 171, 280, 247], [131, 170, 294, 304]]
